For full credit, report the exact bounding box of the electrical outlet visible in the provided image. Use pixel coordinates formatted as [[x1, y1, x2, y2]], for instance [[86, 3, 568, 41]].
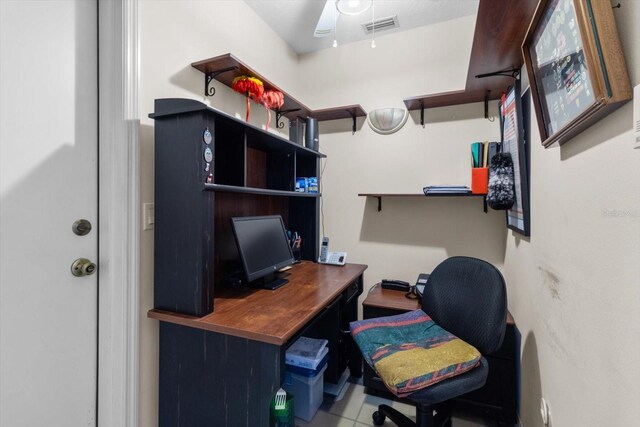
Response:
[[143, 203, 155, 231]]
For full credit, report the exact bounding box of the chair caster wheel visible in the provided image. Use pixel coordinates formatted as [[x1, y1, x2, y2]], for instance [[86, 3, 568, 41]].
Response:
[[372, 410, 386, 426]]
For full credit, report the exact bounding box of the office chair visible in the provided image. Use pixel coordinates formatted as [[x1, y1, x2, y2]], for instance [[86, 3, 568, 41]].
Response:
[[363, 256, 507, 427]]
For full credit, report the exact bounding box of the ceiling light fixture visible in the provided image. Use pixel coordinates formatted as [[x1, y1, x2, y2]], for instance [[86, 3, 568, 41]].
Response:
[[336, 0, 372, 16]]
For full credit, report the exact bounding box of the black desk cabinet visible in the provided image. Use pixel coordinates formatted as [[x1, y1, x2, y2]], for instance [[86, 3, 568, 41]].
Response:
[[150, 98, 325, 317], [149, 97, 363, 426], [158, 273, 363, 427], [362, 288, 519, 426]]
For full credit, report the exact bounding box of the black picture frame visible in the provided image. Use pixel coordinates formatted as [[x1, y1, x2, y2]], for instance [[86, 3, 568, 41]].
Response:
[[499, 79, 530, 236]]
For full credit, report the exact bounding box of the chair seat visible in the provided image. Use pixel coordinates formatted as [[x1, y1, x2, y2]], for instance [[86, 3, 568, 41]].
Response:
[[350, 309, 482, 397], [408, 356, 488, 405]]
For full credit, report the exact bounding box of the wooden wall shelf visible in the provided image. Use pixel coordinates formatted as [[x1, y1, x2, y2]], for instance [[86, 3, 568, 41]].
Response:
[[403, 89, 492, 111], [358, 193, 487, 212], [403, 0, 538, 118], [192, 53, 312, 123], [310, 104, 367, 134], [310, 105, 366, 122], [192, 53, 366, 131]]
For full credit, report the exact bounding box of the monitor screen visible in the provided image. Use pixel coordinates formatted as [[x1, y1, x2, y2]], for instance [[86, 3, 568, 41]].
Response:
[[230, 215, 294, 289]]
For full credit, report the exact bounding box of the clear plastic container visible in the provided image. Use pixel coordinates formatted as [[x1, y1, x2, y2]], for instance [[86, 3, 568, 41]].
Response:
[[282, 364, 327, 422]]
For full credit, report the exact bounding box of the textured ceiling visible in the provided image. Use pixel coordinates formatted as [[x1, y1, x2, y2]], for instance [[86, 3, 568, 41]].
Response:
[[244, 0, 479, 54]]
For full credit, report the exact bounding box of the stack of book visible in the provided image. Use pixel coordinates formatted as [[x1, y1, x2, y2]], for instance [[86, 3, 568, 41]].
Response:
[[423, 185, 471, 195], [285, 337, 329, 375]]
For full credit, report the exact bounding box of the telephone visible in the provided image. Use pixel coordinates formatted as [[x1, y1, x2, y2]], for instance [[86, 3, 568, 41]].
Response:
[[318, 237, 347, 266], [381, 279, 411, 291]]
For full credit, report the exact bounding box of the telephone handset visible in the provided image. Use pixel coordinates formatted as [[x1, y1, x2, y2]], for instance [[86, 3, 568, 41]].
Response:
[[318, 237, 347, 266], [381, 279, 411, 291], [319, 237, 329, 262]]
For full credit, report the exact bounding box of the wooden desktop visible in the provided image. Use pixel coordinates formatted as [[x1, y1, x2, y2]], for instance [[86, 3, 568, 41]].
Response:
[[148, 262, 366, 426]]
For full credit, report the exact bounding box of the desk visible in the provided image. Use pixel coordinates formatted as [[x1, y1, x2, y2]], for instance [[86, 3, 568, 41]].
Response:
[[148, 261, 367, 427], [362, 283, 519, 426]]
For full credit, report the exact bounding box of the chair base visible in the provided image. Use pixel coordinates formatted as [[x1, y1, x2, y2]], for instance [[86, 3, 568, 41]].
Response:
[[372, 402, 452, 427]]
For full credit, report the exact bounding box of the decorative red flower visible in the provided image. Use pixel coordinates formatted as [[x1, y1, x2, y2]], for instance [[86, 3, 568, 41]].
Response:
[[231, 76, 264, 122], [259, 90, 284, 110], [258, 90, 285, 129], [231, 76, 264, 100]]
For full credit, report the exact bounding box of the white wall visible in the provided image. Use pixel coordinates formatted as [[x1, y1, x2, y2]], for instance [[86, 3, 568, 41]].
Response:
[[297, 16, 507, 304], [504, 5, 640, 427], [139, 2, 640, 426]]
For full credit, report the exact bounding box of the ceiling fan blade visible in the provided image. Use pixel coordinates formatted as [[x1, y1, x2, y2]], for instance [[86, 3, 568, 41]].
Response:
[[314, 0, 336, 38]]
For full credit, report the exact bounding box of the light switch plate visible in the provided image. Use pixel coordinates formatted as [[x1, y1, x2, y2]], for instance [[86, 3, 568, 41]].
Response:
[[634, 84, 640, 149], [143, 203, 154, 231]]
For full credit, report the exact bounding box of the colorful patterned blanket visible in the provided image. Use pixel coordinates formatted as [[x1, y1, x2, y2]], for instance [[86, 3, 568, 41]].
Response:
[[350, 309, 481, 397]]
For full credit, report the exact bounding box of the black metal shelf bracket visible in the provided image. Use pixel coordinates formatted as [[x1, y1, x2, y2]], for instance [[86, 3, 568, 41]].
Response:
[[475, 67, 520, 80], [205, 74, 216, 97], [275, 109, 301, 129], [349, 110, 357, 135], [376, 196, 382, 212], [484, 90, 490, 119], [204, 66, 238, 97], [483, 196, 488, 213], [420, 100, 425, 128]]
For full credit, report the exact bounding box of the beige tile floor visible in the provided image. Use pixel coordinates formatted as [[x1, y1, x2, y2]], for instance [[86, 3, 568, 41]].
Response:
[[294, 381, 500, 427]]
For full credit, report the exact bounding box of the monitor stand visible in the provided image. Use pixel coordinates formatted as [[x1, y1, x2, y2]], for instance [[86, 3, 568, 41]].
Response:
[[249, 272, 289, 290]]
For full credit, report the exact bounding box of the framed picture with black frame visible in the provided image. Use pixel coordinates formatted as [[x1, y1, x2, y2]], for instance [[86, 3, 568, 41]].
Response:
[[499, 79, 530, 236]]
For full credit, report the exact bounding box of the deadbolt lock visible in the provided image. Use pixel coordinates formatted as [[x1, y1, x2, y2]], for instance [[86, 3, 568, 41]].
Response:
[[72, 219, 92, 236], [71, 258, 97, 277]]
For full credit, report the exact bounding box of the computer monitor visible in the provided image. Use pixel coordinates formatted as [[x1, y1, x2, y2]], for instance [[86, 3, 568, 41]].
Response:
[[230, 215, 294, 290]]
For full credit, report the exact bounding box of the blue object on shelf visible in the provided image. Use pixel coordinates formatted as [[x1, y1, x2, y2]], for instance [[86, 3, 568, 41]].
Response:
[[295, 177, 308, 192]]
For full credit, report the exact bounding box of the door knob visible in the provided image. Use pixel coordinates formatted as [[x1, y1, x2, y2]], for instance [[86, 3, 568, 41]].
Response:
[[71, 258, 97, 277]]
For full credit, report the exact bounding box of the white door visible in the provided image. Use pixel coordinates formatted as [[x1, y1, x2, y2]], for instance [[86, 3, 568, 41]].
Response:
[[0, 1, 98, 425]]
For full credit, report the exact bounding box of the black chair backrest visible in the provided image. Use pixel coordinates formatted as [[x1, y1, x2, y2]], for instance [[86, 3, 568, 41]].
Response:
[[421, 256, 507, 355]]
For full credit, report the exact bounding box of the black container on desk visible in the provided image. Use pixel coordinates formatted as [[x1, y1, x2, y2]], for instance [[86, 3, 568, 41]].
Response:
[[289, 117, 304, 145], [305, 117, 319, 151]]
